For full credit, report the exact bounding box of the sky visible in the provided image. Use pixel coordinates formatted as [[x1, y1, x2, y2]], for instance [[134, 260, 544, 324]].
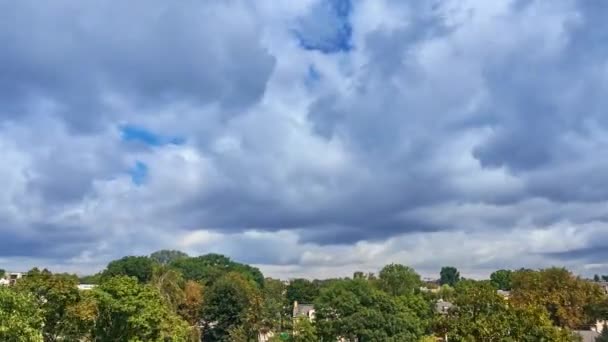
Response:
[[1, 0, 608, 279]]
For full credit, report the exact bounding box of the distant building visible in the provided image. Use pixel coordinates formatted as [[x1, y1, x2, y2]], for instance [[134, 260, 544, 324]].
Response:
[[293, 301, 315, 321], [0, 272, 25, 286]]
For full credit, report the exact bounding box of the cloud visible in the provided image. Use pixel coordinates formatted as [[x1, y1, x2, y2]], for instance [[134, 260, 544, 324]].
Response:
[[2, 0, 608, 279]]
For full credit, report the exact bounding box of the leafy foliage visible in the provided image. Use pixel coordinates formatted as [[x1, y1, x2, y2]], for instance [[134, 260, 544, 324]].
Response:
[[0, 286, 44, 342], [440, 266, 460, 287], [286, 278, 319, 306], [150, 249, 189, 265], [15, 268, 86, 341], [378, 263, 421, 296], [510, 267, 603, 328], [92, 276, 190, 341], [490, 269, 512, 290], [442, 280, 575, 341], [103, 255, 156, 283], [202, 272, 262, 341], [314, 279, 426, 341], [170, 253, 264, 287]]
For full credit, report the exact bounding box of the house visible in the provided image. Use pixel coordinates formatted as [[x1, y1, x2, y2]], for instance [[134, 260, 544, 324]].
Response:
[[293, 301, 315, 321], [1, 272, 24, 286], [435, 300, 453, 314]]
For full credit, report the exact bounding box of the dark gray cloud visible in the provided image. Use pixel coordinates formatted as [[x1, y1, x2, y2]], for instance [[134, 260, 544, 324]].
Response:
[[0, 0, 275, 130], [3, 0, 608, 276]]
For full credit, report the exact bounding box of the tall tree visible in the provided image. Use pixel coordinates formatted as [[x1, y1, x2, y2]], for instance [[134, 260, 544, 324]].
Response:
[[202, 272, 262, 341], [179, 280, 205, 340], [490, 269, 512, 290], [378, 263, 421, 296], [150, 265, 185, 311], [440, 266, 460, 287], [150, 249, 189, 265], [510, 268, 604, 329], [103, 256, 156, 283], [261, 278, 287, 333], [0, 286, 44, 342], [15, 268, 86, 342], [92, 276, 190, 341]]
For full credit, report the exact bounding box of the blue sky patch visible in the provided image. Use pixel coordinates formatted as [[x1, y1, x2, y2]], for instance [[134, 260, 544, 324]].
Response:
[[294, 0, 352, 53], [128, 161, 148, 186], [120, 124, 185, 146]]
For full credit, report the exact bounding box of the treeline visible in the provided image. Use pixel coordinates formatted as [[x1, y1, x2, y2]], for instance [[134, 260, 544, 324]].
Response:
[[1, 250, 608, 341]]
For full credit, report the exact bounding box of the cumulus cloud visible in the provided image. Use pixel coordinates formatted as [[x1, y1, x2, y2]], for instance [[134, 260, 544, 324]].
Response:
[[2, 0, 608, 278]]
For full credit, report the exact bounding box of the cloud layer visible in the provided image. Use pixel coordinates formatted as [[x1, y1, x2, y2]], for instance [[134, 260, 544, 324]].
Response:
[[2, 0, 608, 278]]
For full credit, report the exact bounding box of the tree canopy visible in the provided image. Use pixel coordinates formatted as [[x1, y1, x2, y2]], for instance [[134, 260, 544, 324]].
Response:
[[314, 279, 427, 341], [150, 249, 189, 265], [378, 263, 421, 296], [510, 267, 603, 329], [440, 266, 461, 287], [170, 253, 264, 287], [490, 269, 512, 291], [102, 255, 156, 283], [0, 286, 44, 342]]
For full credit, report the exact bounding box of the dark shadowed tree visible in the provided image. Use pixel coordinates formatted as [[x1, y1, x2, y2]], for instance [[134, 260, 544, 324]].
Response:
[[103, 256, 155, 283], [440, 267, 460, 287], [286, 279, 319, 305], [150, 249, 189, 265]]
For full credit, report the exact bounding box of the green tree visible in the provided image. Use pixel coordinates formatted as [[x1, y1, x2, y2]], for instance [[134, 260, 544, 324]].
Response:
[[490, 269, 513, 290], [286, 279, 319, 306], [103, 256, 156, 283], [511, 267, 603, 328], [261, 278, 287, 332], [314, 279, 426, 341], [15, 268, 87, 341], [443, 280, 574, 341], [170, 253, 264, 287], [292, 317, 317, 342], [0, 269, 5, 278], [0, 286, 44, 342], [202, 272, 262, 341], [378, 263, 421, 296], [440, 267, 460, 287], [93, 276, 190, 341], [150, 249, 189, 265], [150, 265, 185, 311]]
